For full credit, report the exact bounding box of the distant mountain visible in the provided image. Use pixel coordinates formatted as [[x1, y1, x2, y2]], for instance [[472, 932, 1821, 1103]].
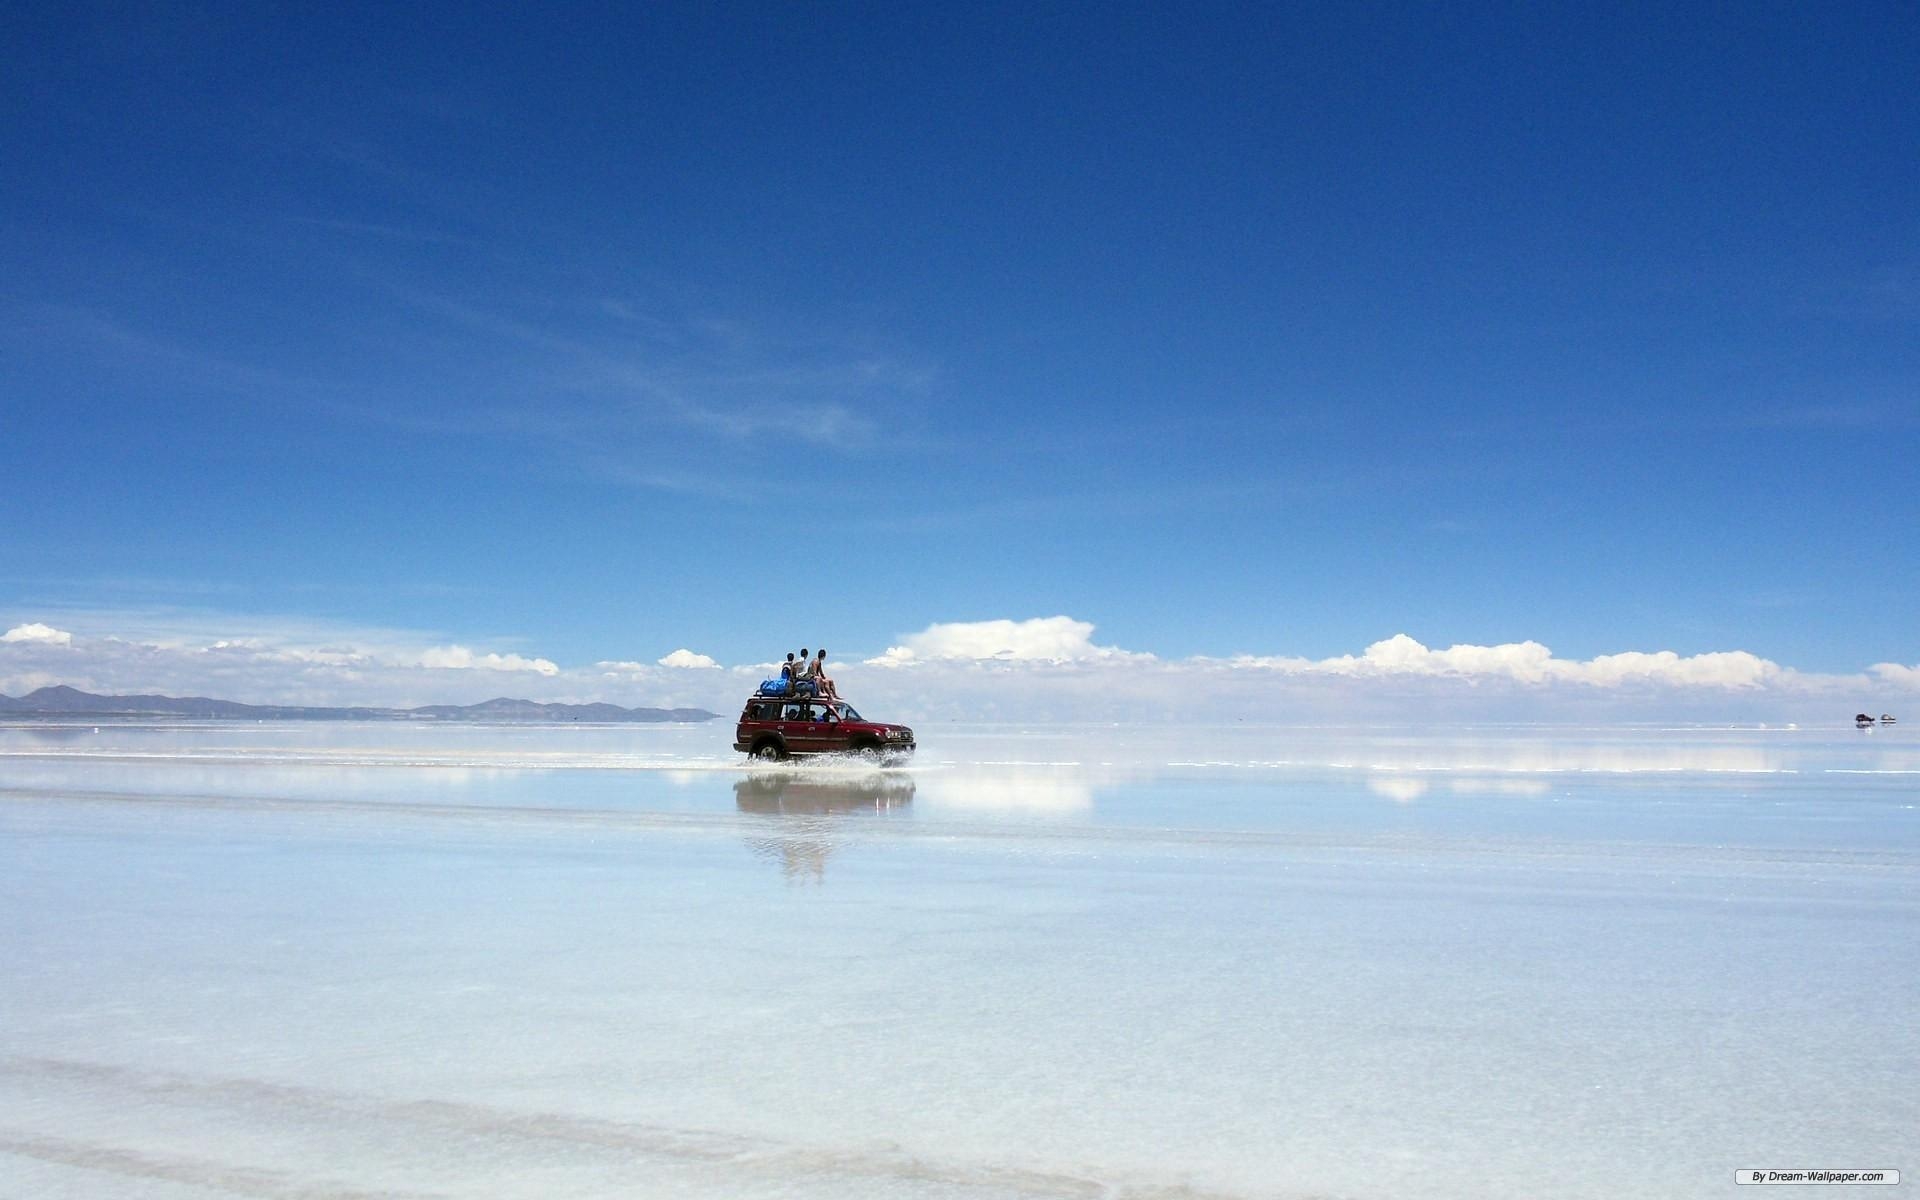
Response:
[[405, 697, 720, 723], [0, 685, 718, 723]]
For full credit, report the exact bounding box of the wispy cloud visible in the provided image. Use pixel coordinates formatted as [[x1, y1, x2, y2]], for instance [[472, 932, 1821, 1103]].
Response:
[[326, 283, 938, 490], [281, 214, 471, 246], [1741, 400, 1918, 431], [8, 302, 311, 397], [9, 225, 938, 499]]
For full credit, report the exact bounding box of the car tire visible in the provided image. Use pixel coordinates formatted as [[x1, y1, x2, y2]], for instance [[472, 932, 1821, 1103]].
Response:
[[751, 741, 786, 761]]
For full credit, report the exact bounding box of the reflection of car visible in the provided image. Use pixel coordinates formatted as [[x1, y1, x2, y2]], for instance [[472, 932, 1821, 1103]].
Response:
[[734, 775, 915, 881], [733, 774, 916, 815], [733, 697, 915, 760]]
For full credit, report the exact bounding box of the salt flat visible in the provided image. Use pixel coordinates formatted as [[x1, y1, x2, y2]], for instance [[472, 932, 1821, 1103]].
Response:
[[2, 722, 1915, 1198]]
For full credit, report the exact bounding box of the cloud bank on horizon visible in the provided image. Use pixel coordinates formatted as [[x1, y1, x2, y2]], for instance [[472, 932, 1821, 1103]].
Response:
[[3, 615, 1913, 723], [868, 617, 1795, 689]]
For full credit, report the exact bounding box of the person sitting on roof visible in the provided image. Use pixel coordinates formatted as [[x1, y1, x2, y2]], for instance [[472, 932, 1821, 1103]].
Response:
[[812, 650, 837, 700]]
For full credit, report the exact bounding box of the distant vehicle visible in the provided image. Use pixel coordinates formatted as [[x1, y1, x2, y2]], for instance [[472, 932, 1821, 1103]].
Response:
[[1856, 713, 1877, 728], [1882, 714, 1898, 725], [734, 696, 915, 760]]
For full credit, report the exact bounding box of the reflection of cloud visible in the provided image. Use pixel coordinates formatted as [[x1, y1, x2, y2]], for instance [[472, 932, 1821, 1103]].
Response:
[[1372, 774, 1553, 802], [1368, 777, 1429, 803], [1450, 777, 1552, 797], [1390, 744, 1784, 774], [890, 726, 1846, 778], [915, 768, 1095, 812]]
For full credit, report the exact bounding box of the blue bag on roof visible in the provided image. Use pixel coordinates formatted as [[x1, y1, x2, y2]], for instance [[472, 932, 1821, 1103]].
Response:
[[758, 679, 787, 696]]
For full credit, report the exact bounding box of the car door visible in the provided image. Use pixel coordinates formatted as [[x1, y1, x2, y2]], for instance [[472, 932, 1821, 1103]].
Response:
[[789, 702, 838, 754], [776, 701, 810, 754], [814, 703, 848, 752]]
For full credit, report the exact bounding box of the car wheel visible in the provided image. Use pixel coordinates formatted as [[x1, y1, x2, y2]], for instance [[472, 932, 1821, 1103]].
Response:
[[751, 741, 785, 761]]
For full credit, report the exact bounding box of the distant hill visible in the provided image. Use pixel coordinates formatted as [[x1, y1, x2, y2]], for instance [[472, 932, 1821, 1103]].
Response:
[[0, 685, 718, 723]]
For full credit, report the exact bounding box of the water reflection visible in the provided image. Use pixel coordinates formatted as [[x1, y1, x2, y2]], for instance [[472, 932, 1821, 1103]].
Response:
[[1367, 775, 1556, 804], [735, 771, 915, 882], [6, 724, 99, 745], [912, 767, 1096, 813]]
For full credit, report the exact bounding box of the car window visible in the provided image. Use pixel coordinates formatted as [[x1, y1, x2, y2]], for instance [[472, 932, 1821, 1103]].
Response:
[[781, 703, 805, 721], [836, 703, 861, 721]]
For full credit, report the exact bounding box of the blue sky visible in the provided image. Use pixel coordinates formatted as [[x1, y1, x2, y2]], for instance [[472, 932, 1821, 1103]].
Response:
[[3, 2, 1915, 713]]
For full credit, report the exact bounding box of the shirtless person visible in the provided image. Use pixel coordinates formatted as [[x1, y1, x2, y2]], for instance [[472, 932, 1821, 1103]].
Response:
[[811, 650, 837, 700]]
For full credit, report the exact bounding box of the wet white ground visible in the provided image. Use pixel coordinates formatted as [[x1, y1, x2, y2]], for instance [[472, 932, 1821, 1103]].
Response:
[[2, 722, 1916, 1198]]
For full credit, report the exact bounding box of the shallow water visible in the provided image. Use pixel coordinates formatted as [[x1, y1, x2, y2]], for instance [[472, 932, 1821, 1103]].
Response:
[[2, 721, 1915, 1198]]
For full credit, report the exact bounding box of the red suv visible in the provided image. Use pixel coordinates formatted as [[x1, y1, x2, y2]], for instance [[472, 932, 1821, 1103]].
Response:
[[734, 696, 916, 760]]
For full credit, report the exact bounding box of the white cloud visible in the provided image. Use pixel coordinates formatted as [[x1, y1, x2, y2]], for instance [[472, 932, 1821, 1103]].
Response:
[[658, 648, 720, 669], [868, 616, 1146, 665], [418, 645, 560, 675], [866, 625, 1795, 697], [1213, 634, 1786, 689], [1573, 649, 1781, 688], [1869, 662, 1920, 690], [3, 622, 72, 646]]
